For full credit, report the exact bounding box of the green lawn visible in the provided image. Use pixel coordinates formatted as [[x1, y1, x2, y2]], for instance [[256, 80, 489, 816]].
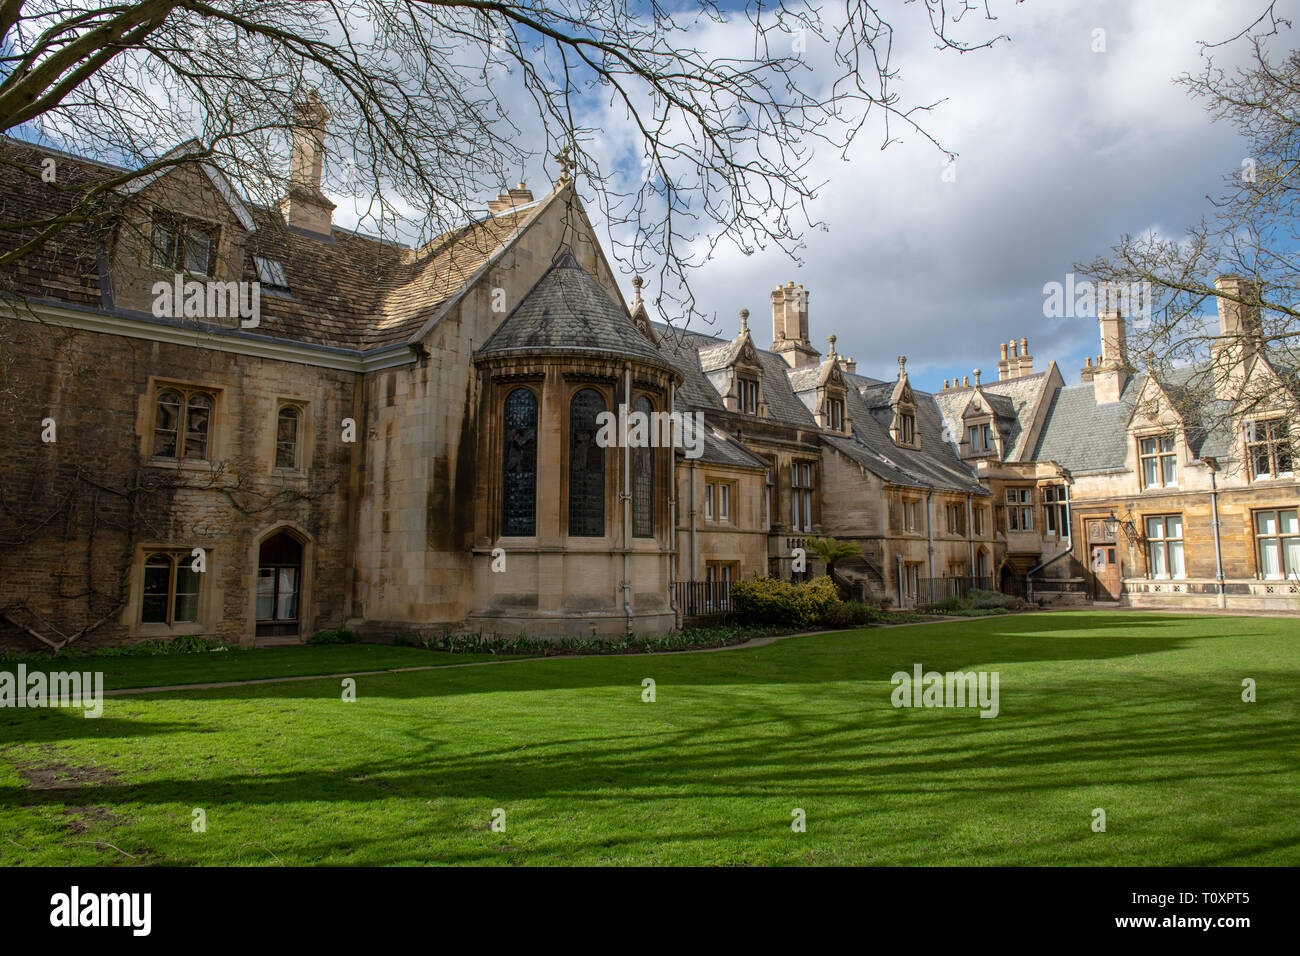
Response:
[[1, 612, 1296, 866], [4, 644, 526, 693]]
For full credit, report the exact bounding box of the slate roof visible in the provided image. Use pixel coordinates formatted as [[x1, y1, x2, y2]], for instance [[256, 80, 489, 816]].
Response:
[[679, 426, 768, 469], [932, 370, 1052, 461], [1032, 378, 1139, 472], [477, 252, 670, 368], [0, 136, 550, 353], [836, 371, 986, 493]]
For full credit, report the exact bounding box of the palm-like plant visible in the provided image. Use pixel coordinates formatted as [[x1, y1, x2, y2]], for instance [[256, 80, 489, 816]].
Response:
[[804, 536, 863, 596]]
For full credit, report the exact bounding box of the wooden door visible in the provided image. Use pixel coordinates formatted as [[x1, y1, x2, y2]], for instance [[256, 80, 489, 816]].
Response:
[[1090, 544, 1119, 601]]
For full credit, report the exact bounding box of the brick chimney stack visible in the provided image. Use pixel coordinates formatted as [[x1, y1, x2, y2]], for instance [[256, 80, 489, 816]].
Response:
[[282, 92, 335, 237], [997, 342, 1010, 380]]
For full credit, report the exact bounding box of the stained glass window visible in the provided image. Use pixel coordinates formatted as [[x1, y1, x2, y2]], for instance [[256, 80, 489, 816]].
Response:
[[632, 396, 654, 537], [502, 388, 538, 536], [569, 388, 606, 537]]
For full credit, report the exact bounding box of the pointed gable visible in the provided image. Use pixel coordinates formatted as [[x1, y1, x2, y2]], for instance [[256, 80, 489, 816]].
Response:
[[475, 251, 672, 369]]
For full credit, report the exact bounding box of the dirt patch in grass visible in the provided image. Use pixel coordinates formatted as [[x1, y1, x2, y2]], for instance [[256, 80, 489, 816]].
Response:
[[60, 804, 123, 834], [11, 744, 120, 791]]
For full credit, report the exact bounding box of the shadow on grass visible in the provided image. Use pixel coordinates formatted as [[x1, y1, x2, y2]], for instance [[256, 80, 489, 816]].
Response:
[[45, 612, 1242, 704]]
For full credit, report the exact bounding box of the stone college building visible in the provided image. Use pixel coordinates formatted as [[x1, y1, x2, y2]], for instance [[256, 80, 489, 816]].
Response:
[[1, 106, 1297, 649]]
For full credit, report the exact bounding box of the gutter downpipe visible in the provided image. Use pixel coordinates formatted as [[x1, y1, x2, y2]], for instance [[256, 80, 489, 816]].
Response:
[[897, 554, 904, 609], [622, 364, 633, 634], [667, 381, 677, 619], [689, 460, 698, 583], [966, 493, 975, 578], [925, 487, 935, 606], [1206, 458, 1226, 609]]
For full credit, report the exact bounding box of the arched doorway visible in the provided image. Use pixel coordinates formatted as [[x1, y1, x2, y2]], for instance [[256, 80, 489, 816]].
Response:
[[999, 563, 1020, 598], [256, 532, 303, 638]]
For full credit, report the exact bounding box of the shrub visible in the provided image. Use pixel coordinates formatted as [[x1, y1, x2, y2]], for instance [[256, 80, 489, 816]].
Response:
[[731, 575, 842, 628], [821, 600, 878, 628], [308, 629, 357, 645], [931, 595, 970, 614], [969, 588, 1021, 610]]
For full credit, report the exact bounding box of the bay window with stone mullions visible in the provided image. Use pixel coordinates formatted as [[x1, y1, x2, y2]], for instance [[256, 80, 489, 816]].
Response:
[[1144, 514, 1186, 579], [1254, 508, 1300, 579], [141, 552, 201, 625], [1006, 487, 1033, 532], [1245, 419, 1294, 481], [1139, 433, 1178, 489], [153, 387, 215, 461]]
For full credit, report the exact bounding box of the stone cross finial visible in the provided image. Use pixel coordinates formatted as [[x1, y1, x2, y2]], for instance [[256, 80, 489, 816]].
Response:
[[555, 144, 576, 183]]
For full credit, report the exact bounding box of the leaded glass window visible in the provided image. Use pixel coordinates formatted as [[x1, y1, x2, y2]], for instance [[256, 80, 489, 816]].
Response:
[[502, 388, 538, 536], [275, 405, 300, 469], [632, 396, 654, 537], [569, 388, 606, 537]]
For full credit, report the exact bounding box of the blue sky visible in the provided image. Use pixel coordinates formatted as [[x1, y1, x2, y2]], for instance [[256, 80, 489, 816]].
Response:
[[568, 0, 1281, 392]]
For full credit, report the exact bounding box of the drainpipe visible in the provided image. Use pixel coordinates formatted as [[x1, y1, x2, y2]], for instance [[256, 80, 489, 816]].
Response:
[[966, 493, 975, 581], [622, 364, 633, 634], [689, 459, 698, 581], [1206, 458, 1226, 609], [896, 554, 904, 609], [925, 487, 935, 605], [667, 381, 677, 615]]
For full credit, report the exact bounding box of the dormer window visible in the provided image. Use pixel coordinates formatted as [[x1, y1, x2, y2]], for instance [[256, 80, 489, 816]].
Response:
[[151, 214, 214, 276], [899, 412, 916, 445], [1139, 434, 1177, 489], [826, 396, 845, 431], [969, 423, 994, 454], [1246, 419, 1293, 480], [738, 376, 760, 415]]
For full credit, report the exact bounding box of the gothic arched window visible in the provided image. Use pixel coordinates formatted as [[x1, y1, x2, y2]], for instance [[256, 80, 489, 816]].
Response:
[[632, 395, 654, 538], [568, 388, 606, 537], [501, 388, 538, 536]]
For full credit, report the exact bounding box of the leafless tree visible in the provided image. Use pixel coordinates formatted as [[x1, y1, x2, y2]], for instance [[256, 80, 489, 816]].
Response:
[[1080, 2, 1300, 439], [0, 0, 1009, 325]]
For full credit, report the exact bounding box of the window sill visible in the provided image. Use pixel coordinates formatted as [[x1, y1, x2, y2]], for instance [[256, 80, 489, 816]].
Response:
[[131, 622, 209, 639], [271, 467, 309, 480], [147, 457, 219, 474]]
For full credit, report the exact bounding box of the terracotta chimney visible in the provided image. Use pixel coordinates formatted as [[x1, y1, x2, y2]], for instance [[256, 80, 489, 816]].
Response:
[[1017, 337, 1033, 376], [998, 342, 1010, 381], [1080, 355, 1095, 383]]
